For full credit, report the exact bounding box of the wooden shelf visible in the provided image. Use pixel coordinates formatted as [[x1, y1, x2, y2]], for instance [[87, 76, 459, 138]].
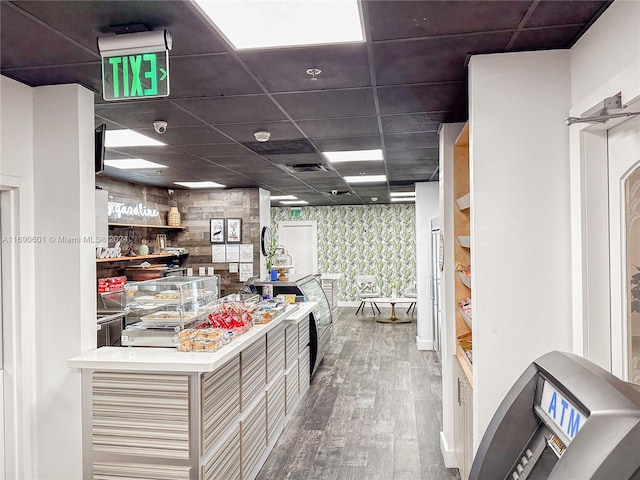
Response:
[[456, 338, 473, 384], [108, 223, 185, 231], [457, 270, 471, 289], [96, 253, 180, 263], [457, 235, 470, 248], [458, 306, 472, 330], [456, 193, 470, 211]]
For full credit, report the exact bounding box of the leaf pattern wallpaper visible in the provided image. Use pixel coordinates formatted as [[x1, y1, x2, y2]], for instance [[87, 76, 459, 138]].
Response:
[[271, 204, 416, 301]]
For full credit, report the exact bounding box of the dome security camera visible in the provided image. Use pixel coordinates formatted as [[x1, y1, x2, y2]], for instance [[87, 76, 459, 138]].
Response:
[[331, 190, 338, 195], [153, 120, 168, 134]]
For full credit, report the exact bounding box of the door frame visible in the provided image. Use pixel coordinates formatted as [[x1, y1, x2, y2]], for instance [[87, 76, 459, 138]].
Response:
[[571, 96, 640, 379], [0, 177, 35, 479]]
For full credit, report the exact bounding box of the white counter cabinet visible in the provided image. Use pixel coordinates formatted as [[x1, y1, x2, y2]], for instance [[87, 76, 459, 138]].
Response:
[[69, 302, 316, 480], [320, 273, 341, 319]]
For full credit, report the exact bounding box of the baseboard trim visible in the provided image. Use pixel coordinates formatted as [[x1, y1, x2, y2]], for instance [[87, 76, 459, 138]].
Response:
[[416, 336, 433, 351], [440, 431, 458, 468], [338, 301, 361, 307]]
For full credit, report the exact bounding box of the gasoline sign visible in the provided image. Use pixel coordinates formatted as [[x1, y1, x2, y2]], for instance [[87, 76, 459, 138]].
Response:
[[102, 50, 169, 101]]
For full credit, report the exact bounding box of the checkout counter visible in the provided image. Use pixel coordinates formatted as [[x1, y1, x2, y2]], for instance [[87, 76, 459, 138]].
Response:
[[470, 351, 640, 480]]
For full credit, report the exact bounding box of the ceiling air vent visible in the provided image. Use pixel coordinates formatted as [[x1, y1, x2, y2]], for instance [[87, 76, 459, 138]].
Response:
[[241, 138, 316, 155], [283, 163, 329, 173]]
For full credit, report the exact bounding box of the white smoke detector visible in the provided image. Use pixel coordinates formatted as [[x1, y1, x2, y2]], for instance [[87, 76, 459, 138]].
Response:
[[254, 131, 271, 142]]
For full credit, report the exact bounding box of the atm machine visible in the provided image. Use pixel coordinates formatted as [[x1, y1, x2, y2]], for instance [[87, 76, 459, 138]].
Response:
[[470, 351, 640, 480]]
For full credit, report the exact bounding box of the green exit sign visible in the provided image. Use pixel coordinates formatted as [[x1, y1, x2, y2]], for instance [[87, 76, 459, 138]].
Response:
[[102, 51, 169, 101]]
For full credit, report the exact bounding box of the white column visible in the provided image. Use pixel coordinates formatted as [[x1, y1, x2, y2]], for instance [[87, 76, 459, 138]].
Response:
[[415, 182, 439, 349], [437, 122, 465, 467], [32, 84, 95, 479]]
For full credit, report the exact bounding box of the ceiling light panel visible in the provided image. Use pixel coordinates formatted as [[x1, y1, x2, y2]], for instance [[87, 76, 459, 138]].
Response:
[[270, 195, 297, 200], [192, 0, 364, 50], [280, 200, 308, 205], [344, 175, 387, 184], [323, 149, 384, 163], [390, 191, 416, 197], [391, 197, 415, 202], [105, 129, 166, 147], [104, 158, 168, 170], [174, 181, 225, 188]]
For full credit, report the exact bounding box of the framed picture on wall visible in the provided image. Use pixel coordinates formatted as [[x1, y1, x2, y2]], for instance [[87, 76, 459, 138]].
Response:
[[210, 218, 225, 243], [226, 218, 242, 243]]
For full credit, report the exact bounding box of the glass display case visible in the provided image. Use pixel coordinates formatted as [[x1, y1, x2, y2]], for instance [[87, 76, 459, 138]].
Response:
[[122, 275, 219, 347], [254, 274, 332, 376]]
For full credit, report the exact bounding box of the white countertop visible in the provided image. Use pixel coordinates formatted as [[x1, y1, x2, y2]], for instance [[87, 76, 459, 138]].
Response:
[[68, 302, 316, 373]]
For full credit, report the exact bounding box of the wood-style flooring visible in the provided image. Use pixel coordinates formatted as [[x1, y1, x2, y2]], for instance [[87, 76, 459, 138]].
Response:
[[257, 306, 460, 480]]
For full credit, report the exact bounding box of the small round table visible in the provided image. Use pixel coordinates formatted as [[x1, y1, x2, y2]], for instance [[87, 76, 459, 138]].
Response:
[[369, 297, 415, 324]]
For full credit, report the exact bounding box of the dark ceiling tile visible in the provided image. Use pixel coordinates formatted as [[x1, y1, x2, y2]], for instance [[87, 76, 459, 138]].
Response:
[[373, 33, 512, 85], [239, 43, 371, 92], [1, 63, 102, 93], [312, 136, 382, 151], [509, 25, 585, 50], [297, 117, 380, 138], [384, 132, 439, 149], [386, 147, 439, 161], [264, 153, 326, 165], [242, 138, 317, 156], [274, 89, 376, 119], [175, 95, 288, 124], [170, 54, 262, 97], [178, 143, 252, 157], [1, 3, 98, 69], [95, 117, 122, 130], [524, 1, 610, 28], [106, 145, 192, 158], [95, 100, 203, 128], [213, 121, 302, 142], [366, 1, 532, 41], [12, 0, 229, 56], [131, 125, 231, 145], [377, 83, 467, 116], [381, 113, 446, 134], [206, 155, 274, 170], [351, 186, 390, 197]]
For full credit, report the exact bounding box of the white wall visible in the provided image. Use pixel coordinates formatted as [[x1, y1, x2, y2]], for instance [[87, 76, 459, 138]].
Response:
[[415, 182, 439, 350], [259, 188, 271, 278], [469, 50, 573, 443], [438, 122, 465, 467], [0, 76, 95, 479], [0, 75, 37, 480], [568, 0, 640, 373]]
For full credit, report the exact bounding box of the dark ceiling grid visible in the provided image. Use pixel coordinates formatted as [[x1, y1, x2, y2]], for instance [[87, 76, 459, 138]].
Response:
[[0, 0, 612, 205], [357, 0, 390, 200], [183, 0, 355, 205]]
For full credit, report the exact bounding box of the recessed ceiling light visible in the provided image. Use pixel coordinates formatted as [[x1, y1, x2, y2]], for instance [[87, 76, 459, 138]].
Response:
[[270, 195, 297, 201], [323, 149, 384, 163], [344, 175, 387, 184], [104, 158, 168, 170], [391, 197, 415, 202], [174, 181, 225, 189], [280, 200, 308, 205], [192, 0, 364, 50], [390, 191, 416, 197], [105, 129, 165, 147]]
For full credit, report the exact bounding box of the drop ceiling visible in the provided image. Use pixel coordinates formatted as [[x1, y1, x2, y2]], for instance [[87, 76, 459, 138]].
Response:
[[0, 0, 611, 205]]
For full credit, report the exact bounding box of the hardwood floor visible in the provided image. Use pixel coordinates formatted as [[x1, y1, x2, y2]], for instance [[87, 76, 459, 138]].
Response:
[[257, 307, 460, 480]]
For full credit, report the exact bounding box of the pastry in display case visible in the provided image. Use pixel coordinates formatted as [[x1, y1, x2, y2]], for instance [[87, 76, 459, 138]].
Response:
[[121, 275, 219, 347]]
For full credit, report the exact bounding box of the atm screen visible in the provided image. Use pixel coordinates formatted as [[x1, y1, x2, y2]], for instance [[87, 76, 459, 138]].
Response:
[[535, 378, 587, 445]]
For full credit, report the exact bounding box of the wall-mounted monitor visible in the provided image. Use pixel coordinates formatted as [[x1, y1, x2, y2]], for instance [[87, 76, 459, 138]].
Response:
[[95, 124, 106, 174]]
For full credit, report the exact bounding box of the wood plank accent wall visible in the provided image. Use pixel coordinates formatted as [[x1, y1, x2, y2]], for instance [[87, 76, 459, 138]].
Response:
[[96, 177, 261, 295]]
